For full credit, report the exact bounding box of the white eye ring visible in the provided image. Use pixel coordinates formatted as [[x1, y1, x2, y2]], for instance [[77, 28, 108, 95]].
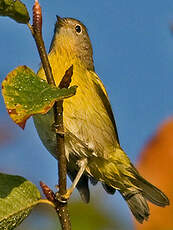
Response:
[[75, 24, 82, 33]]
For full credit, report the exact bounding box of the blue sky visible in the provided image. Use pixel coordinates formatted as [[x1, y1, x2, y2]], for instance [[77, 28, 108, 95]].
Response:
[[1, 1, 173, 229]]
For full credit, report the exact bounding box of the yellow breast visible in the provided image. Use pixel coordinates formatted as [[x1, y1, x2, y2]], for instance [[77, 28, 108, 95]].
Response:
[[37, 49, 119, 159]]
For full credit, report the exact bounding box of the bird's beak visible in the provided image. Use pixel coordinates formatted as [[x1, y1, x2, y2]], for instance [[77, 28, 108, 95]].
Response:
[[56, 15, 65, 26]]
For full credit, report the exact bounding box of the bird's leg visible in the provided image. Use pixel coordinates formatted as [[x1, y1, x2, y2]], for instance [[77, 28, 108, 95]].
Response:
[[56, 158, 88, 203], [66, 158, 88, 198]]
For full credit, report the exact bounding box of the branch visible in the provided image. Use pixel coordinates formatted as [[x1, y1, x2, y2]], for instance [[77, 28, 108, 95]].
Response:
[[28, 1, 71, 229], [40, 181, 71, 230]]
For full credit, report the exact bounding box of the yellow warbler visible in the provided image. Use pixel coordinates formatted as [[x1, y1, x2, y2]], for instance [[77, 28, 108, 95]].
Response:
[[33, 16, 169, 223]]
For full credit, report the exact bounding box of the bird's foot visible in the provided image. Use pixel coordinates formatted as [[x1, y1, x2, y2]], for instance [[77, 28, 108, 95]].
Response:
[[52, 122, 65, 136], [55, 189, 72, 203]]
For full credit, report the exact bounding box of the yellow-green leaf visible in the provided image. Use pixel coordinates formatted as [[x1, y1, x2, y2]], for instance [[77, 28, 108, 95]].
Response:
[[70, 201, 119, 230], [0, 0, 30, 24], [0, 173, 41, 230], [1, 66, 77, 129]]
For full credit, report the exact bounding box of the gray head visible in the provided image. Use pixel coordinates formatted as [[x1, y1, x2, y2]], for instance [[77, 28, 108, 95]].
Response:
[[50, 16, 94, 70]]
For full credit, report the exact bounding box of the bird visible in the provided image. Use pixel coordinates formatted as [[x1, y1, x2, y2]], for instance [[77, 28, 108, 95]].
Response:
[[33, 16, 169, 223]]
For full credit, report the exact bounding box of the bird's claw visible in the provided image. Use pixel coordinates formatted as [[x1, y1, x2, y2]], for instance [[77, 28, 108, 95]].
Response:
[[52, 123, 65, 136], [55, 189, 72, 204]]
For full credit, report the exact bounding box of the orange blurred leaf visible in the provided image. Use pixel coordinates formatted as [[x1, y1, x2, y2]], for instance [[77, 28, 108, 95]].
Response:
[[135, 118, 173, 230]]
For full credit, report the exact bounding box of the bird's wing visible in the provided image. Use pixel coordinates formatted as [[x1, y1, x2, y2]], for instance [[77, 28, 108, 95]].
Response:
[[90, 71, 120, 144]]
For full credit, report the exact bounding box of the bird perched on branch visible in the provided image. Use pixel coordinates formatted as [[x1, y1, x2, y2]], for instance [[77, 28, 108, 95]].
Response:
[[33, 16, 169, 223]]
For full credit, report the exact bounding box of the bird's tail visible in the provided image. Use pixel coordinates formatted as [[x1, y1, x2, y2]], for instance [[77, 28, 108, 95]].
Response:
[[120, 188, 150, 223], [120, 173, 169, 223]]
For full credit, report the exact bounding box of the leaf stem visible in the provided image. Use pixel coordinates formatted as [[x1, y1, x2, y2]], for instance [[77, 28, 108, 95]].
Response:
[[39, 199, 55, 208]]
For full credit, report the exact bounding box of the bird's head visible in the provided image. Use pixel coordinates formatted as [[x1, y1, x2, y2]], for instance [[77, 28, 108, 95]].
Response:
[[50, 16, 94, 70]]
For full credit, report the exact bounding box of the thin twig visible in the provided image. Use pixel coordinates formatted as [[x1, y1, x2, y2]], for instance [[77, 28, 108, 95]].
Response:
[[29, 1, 71, 229]]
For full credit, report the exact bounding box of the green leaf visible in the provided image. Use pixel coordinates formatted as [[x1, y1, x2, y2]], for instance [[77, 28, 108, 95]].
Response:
[[1, 65, 77, 129], [0, 0, 30, 24], [0, 173, 41, 230]]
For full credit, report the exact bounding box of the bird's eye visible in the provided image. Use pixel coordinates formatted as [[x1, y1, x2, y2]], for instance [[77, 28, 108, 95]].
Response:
[[75, 25, 82, 33]]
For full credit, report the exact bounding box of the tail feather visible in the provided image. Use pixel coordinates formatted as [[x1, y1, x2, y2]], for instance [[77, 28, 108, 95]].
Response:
[[120, 168, 169, 223], [121, 189, 150, 223], [129, 164, 170, 207], [102, 183, 116, 195], [134, 175, 169, 207]]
